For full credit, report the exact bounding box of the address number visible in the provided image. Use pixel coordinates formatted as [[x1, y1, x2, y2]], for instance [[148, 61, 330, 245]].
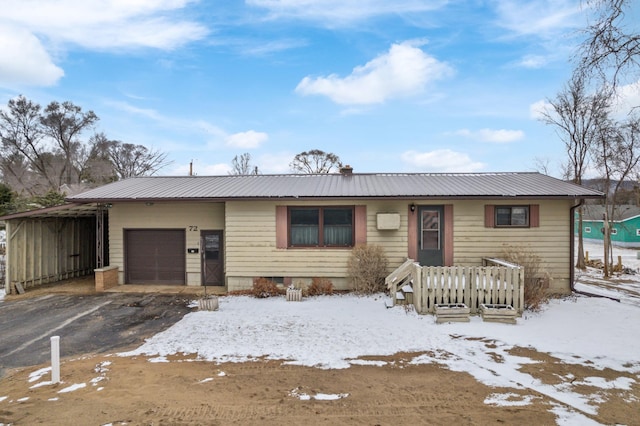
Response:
[[189, 226, 198, 231]]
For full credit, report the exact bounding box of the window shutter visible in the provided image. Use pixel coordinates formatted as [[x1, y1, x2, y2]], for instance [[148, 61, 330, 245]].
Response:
[[484, 205, 494, 228], [530, 204, 540, 228], [276, 206, 288, 249], [444, 204, 454, 266], [354, 205, 367, 245], [408, 205, 417, 260]]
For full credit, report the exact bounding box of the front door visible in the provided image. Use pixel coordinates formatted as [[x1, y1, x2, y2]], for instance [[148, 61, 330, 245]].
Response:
[[417, 206, 444, 266], [201, 230, 224, 286]]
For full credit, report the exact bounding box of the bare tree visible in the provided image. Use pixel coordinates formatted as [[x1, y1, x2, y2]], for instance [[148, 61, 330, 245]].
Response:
[[290, 149, 342, 174], [1, 96, 171, 203], [106, 140, 170, 179], [0, 96, 55, 195], [539, 75, 612, 269], [40, 100, 98, 186], [578, 0, 640, 89], [592, 113, 640, 276], [229, 153, 259, 175]]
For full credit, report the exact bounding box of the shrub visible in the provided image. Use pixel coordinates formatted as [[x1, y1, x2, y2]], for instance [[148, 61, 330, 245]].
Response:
[[251, 277, 281, 298], [500, 245, 551, 311], [306, 277, 333, 296], [347, 244, 389, 294]]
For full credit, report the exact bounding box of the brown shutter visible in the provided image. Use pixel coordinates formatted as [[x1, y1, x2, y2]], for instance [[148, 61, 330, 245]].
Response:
[[444, 204, 454, 266], [484, 205, 495, 228], [276, 206, 288, 249], [408, 205, 417, 260], [354, 205, 367, 245], [530, 204, 540, 228]]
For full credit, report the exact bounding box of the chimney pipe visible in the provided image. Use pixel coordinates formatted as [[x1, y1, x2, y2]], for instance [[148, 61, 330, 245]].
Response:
[[340, 165, 353, 175]]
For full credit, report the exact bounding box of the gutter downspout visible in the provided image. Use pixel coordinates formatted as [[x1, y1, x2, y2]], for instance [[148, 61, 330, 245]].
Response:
[[570, 199, 620, 302]]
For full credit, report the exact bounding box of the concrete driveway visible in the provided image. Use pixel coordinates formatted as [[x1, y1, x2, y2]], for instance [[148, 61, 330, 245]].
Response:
[[0, 292, 194, 378]]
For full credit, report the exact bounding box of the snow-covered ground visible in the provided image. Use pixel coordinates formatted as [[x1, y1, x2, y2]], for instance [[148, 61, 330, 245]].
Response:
[[119, 242, 640, 425], [2, 240, 638, 424]]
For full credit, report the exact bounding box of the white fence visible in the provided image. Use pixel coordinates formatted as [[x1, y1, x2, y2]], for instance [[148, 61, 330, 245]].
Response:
[[386, 259, 524, 314]]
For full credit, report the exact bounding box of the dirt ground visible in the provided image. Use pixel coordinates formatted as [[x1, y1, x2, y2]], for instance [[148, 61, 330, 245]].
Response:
[[0, 349, 638, 426]]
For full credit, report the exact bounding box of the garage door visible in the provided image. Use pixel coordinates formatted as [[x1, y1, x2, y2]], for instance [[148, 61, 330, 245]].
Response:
[[125, 229, 186, 284]]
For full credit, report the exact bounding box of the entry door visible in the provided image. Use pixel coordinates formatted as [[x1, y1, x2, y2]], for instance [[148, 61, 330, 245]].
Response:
[[417, 206, 444, 266], [201, 230, 224, 286]]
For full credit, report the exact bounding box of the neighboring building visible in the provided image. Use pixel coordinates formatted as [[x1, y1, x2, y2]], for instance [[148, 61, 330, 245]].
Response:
[[577, 204, 640, 248], [1, 171, 604, 295]]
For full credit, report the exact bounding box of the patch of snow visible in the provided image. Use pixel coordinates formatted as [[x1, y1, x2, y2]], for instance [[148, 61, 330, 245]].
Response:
[[58, 383, 86, 393], [217, 371, 226, 376], [550, 403, 603, 426], [348, 359, 388, 367], [48, 397, 59, 401], [30, 381, 53, 389], [484, 392, 537, 407], [288, 388, 348, 401], [0, 396, 7, 402], [199, 378, 214, 383], [28, 367, 51, 383], [17, 397, 29, 402]]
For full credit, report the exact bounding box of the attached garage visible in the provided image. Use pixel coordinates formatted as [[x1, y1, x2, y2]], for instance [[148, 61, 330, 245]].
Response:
[[125, 229, 186, 285]]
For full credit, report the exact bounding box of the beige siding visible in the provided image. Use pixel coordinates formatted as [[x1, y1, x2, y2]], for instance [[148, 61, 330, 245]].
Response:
[[107, 198, 574, 293], [450, 199, 573, 293], [225, 200, 412, 290], [108, 202, 224, 285], [225, 199, 574, 293]]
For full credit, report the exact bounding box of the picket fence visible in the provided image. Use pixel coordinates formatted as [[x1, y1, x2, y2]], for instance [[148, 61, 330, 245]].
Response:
[[385, 258, 524, 314]]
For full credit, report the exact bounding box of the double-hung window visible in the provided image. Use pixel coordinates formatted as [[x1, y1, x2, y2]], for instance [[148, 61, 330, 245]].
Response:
[[495, 206, 529, 227], [289, 207, 354, 247]]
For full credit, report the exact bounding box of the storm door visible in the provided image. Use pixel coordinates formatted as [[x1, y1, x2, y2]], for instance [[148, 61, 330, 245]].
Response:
[[417, 206, 444, 266], [201, 230, 224, 286]]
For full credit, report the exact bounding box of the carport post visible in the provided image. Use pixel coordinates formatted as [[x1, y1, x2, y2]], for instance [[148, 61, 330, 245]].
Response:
[[51, 336, 60, 383]]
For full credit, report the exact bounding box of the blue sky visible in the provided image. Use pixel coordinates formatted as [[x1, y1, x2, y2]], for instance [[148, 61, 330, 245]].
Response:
[[1, 0, 639, 177]]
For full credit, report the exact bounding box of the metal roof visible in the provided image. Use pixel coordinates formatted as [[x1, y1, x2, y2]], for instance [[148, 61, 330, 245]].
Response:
[[66, 172, 604, 202]]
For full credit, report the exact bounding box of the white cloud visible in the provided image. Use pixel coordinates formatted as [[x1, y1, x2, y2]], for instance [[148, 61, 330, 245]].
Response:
[[257, 152, 295, 174], [0, 0, 207, 88], [529, 99, 551, 120], [247, 0, 447, 25], [494, 0, 583, 39], [612, 80, 640, 116], [0, 24, 64, 87], [515, 54, 548, 69], [455, 128, 524, 143], [296, 40, 453, 105], [401, 149, 485, 172], [225, 130, 269, 149], [169, 161, 231, 176], [1, 0, 207, 49]]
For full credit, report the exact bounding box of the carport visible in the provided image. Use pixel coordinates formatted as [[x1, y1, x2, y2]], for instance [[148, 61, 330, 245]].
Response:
[[1, 203, 104, 294]]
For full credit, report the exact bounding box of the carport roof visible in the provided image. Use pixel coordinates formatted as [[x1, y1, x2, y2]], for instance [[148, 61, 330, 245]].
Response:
[[0, 203, 98, 220], [66, 172, 604, 202]]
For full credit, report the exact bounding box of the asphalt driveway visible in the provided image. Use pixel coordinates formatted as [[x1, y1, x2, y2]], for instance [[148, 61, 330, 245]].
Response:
[[0, 293, 193, 378]]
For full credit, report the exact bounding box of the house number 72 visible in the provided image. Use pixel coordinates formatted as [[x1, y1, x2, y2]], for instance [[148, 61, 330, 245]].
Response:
[[189, 226, 198, 231]]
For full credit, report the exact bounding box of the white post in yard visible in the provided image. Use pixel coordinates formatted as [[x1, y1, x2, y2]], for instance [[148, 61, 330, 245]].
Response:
[[51, 336, 60, 383]]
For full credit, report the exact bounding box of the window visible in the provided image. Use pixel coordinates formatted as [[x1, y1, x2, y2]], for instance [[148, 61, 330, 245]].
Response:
[[585, 226, 591, 233], [495, 206, 530, 227], [289, 207, 354, 247], [421, 210, 440, 250]]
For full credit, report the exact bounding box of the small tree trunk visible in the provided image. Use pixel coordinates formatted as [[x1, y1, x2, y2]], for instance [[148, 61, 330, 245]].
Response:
[[576, 209, 586, 269], [603, 212, 610, 278]]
